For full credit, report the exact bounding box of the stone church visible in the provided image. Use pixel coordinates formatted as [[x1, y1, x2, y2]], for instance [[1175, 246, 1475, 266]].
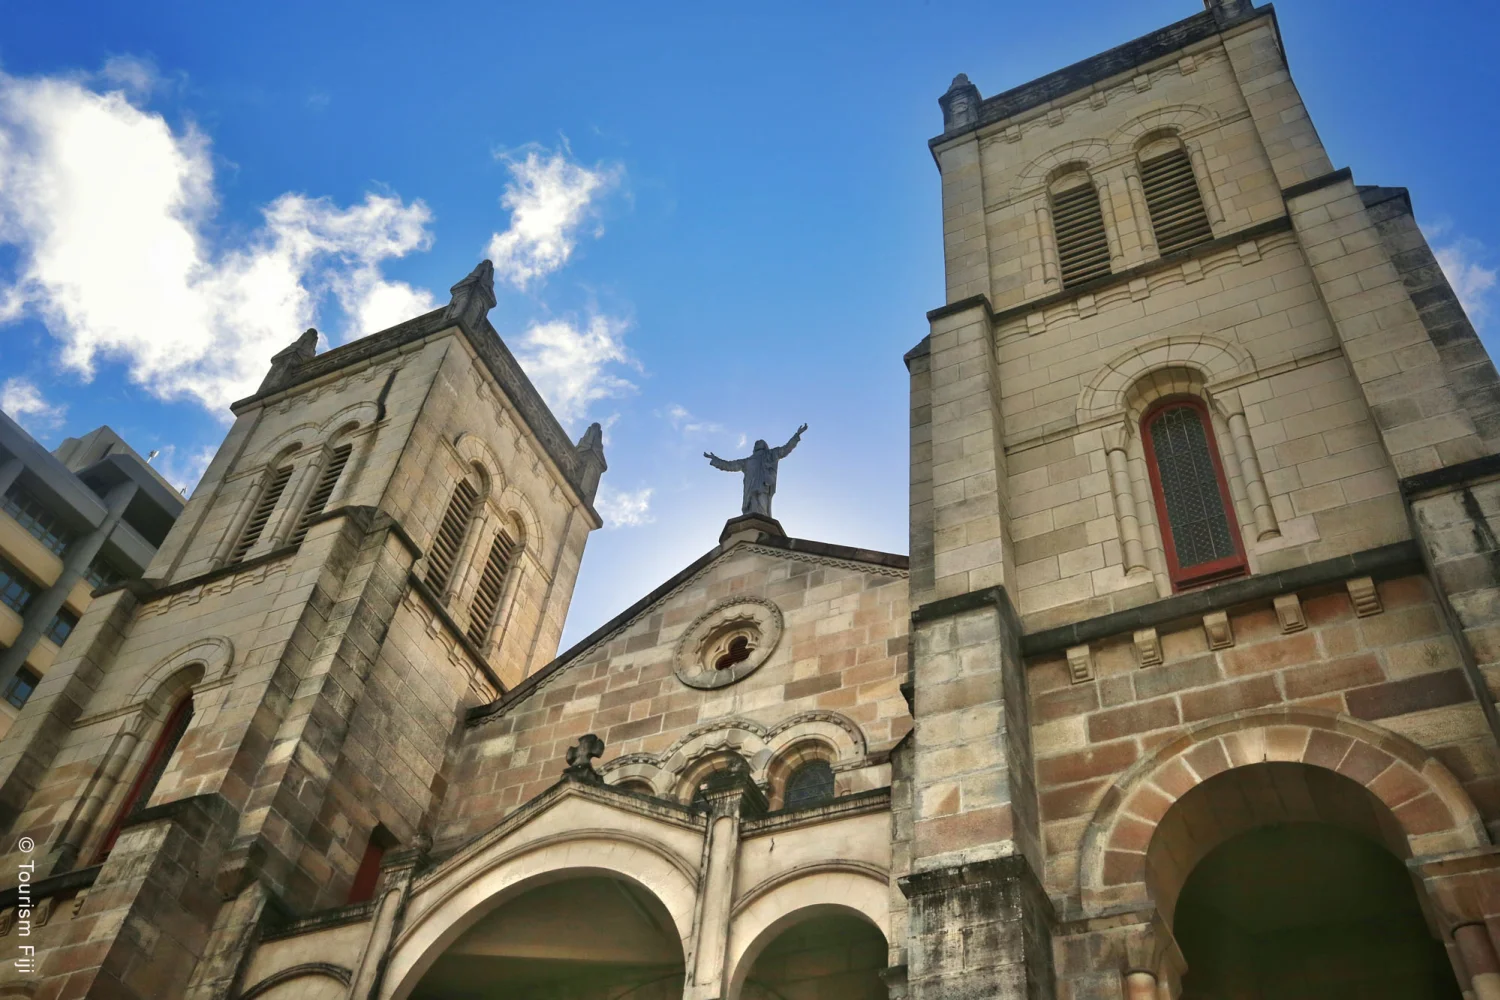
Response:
[[3, 0, 1500, 996]]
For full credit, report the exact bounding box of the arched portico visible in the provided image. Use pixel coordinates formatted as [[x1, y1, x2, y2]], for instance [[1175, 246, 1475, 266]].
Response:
[[383, 833, 699, 1000], [726, 869, 890, 1000]]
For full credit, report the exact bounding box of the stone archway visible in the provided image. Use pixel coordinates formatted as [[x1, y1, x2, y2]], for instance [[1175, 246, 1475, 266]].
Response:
[[383, 833, 699, 999], [1079, 709, 1487, 915], [1165, 763, 1463, 998], [726, 870, 890, 1000]]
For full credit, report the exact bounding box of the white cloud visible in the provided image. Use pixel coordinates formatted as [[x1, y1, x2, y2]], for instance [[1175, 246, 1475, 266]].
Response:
[[595, 484, 653, 529], [487, 145, 619, 289], [512, 313, 636, 425], [666, 404, 725, 437], [149, 443, 216, 496], [0, 377, 65, 432], [1432, 237, 1496, 329], [0, 67, 435, 414]]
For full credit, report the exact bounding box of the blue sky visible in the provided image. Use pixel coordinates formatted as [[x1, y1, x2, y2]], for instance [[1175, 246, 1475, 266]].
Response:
[[0, 0, 1495, 647]]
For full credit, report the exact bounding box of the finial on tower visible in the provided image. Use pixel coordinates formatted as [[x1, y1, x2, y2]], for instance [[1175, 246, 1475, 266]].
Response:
[[574, 422, 607, 504], [445, 259, 498, 332], [258, 327, 319, 393], [939, 73, 981, 133]]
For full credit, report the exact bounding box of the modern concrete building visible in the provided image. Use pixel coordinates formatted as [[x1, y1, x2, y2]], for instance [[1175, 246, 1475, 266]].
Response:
[[1, 1, 1500, 997], [0, 415, 183, 736]]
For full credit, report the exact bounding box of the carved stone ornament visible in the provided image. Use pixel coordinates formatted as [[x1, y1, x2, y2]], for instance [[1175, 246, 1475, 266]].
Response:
[[1066, 644, 1094, 685], [563, 733, 606, 785], [1133, 628, 1163, 668], [673, 597, 785, 690], [1203, 611, 1234, 650], [1346, 576, 1383, 618], [1273, 593, 1307, 633]]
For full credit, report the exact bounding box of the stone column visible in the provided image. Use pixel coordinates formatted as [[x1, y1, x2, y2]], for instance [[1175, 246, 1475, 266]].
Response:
[[1035, 200, 1060, 290], [1185, 142, 1223, 229], [350, 840, 428, 1000], [1213, 390, 1278, 540], [1096, 178, 1126, 272], [685, 769, 765, 1000], [1456, 923, 1500, 1000], [1124, 165, 1156, 257], [1103, 426, 1148, 574], [1125, 969, 1159, 1000], [46, 714, 143, 873], [0, 479, 137, 693]]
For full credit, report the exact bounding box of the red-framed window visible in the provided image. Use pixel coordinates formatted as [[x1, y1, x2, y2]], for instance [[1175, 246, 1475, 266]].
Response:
[[93, 695, 194, 863], [348, 825, 395, 904], [1142, 397, 1248, 590]]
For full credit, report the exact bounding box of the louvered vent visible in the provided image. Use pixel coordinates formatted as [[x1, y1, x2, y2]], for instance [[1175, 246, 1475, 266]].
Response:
[[231, 466, 293, 562], [426, 478, 479, 592], [289, 444, 353, 545], [1141, 149, 1213, 254], [466, 530, 516, 647], [1051, 182, 1112, 288]]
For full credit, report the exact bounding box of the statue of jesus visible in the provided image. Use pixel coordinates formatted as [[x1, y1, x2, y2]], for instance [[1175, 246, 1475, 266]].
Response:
[[705, 424, 808, 518]]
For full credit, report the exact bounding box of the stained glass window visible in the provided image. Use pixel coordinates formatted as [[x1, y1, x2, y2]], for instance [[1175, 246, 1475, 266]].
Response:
[[784, 760, 835, 810], [1145, 401, 1244, 586]]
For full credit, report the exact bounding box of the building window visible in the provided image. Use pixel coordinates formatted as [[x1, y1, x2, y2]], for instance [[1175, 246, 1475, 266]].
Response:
[[1, 486, 74, 556], [94, 695, 194, 862], [1142, 398, 1247, 589], [288, 443, 353, 545], [43, 608, 78, 646], [425, 472, 481, 593], [783, 760, 835, 810], [230, 464, 293, 562], [3, 668, 39, 710], [347, 826, 396, 904], [0, 555, 39, 615], [1140, 142, 1213, 254], [465, 528, 516, 647], [1050, 172, 1112, 288], [84, 558, 124, 591]]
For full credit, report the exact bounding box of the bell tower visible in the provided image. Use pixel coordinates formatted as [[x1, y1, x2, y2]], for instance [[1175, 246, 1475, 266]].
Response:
[[0, 260, 605, 999]]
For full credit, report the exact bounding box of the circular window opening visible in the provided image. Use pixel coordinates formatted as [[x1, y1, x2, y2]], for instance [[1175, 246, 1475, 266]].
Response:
[[715, 635, 753, 670]]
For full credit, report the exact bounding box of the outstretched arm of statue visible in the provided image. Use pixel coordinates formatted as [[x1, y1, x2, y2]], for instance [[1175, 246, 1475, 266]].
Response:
[[775, 424, 809, 458], [704, 452, 746, 472]]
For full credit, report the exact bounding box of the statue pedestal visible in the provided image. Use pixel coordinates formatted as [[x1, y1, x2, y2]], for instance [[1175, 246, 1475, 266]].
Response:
[[719, 513, 786, 545]]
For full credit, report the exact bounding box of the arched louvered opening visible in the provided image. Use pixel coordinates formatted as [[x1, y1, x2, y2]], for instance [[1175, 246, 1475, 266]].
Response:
[[426, 468, 482, 593], [466, 526, 518, 647], [289, 440, 354, 545], [1142, 397, 1247, 589], [1050, 169, 1112, 288], [1139, 134, 1213, 255], [231, 462, 294, 562]]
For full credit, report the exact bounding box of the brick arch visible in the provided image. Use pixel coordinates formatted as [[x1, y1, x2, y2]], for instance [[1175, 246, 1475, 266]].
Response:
[[1078, 708, 1487, 915], [1107, 103, 1216, 154], [1078, 334, 1253, 425], [1012, 139, 1113, 197]]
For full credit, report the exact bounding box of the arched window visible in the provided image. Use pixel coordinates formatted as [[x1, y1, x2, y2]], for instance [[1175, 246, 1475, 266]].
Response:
[[1050, 170, 1112, 288], [288, 441, 354, 545], [465, 526, 517, 647], [784, 760, 835, 810], [714, 636, 752, 671], [687, 752, 750, 812], [94, 695, 194, 862], [426, 468, 482, 593], [1142, 398, 1247, 589], [614, 779, 654, 796], [231, 463, 293, 562], [1138, 134, 1213, 254]]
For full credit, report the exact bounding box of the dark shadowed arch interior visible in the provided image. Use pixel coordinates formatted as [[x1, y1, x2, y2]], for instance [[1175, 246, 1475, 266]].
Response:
[[740, 912, 887, 1000], [1162, 764, 1460, 999], [410, 875, 684, 1000]]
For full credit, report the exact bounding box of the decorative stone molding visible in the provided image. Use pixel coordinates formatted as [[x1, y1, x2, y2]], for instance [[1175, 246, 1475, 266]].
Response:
[[1347, 576, 1383, 617], [1067, 644, 1094, 684], [673, 597, 785, 690], [1203, 611, 1233, 650], [1273, 593, 1306, 633], [1133, 628, 1162, 668]]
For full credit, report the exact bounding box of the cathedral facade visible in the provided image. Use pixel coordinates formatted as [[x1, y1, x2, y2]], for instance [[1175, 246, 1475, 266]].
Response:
[[1, 1, 1499, 997]]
